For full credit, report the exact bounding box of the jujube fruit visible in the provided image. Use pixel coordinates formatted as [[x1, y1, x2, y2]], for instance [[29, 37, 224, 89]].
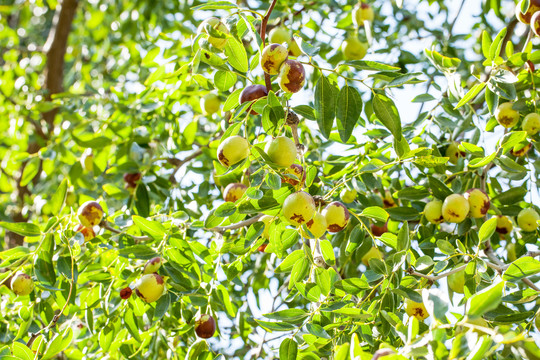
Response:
[[260, 43, 288, 75], [511, 142, 532, 157], [445, 142, 465, 165], [303, 211, 327, 239], [342, 36, 368, 60], [532, 11, 540, 36], [200, 93, 221, 115], [195, 314, 216, 338], [464, 188, 490, 218], [507, 242, 517, 262], [495, 215, 513, 235], [77, 201, 104, 227], [239, 85, 268, 115], [361, 247, 383, 266], [405, 296, 429, 321], [283, 191, 316, 226], [75, 224, 96, 242], [143, 257, 162, 275], [516, 0, 540, 24], [265, 136, 297, 168], [81, 151, 94, 172], [495, 102, 519, 128], [217, 135, 250, 167], [322, 201, 350, 233], [442, 194, 469, 223], [223, 183, 247, 202], [517, 208, 540, 232], [278, 59, 306, 93], [382, 190, 396, 208], [340, 188, 357, 203], [352, 1, 375, 26], [424, 199, 444, 224], [135, 273, 165, 303], [522, 113, 540, 135], [10, 272, 34, 296], [197, 17, 229, 49], [370, 223, 387, 237], [120, 287, 132, 299], [282, 164, 305, 186], [269, 27, 290, 45]]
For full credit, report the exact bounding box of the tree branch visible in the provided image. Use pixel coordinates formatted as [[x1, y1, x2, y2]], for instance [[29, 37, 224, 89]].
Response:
[[101, 221, 152, 242], [168, 148, 204, 184], [408, 264, 468, 282], [208, 214, 264, 233]]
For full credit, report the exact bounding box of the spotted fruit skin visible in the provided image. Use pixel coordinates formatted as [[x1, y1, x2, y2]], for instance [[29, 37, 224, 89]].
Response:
[[533, 12, 540, 36], [77, 201, 104, 227], [517, 208, 540, 232], [495, 102, 519, 128], [143, 257, 162, 275], [424, 200, 444, 224], [464, 188, 490, 218], [198, 18, 229, 49], [322, 201, 350, 233], [75, 224, 96, 242], [361, 247, 383, 266], [495, 215, 513, 235], [511, 142, 532, 157], [516, 0, 540, 24], [340, 188, 357, 203], [382, 190, 397, 208], [442, 194, 470, 223], [265, 136, 297, 168], [303, 211, 327, 239], [445, 142, 465, 165], [195, 314, 216, 338], [342, 36, 368, 60], [282, 164, 305, 186], [223, 183, 247, 202], [135, 273, 165, 303], [283, 191, 316, 227], [239, 85, 268, 115], [278, 60, 306, 93], [370, 223, 387, 237], [217, 136, 250, 167], [522, 113, 540, 135], [201, 93, 221, 115], [353, 2, 375, 26], [405, 297, 429, 321], [260, 44, 288, 75], [120, 287, 132, 299], [11, 273, 34, 296]]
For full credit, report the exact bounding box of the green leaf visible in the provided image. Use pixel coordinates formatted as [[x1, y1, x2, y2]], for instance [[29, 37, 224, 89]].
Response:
[[11, 342, 33, 360], [314, 267, 331, 297], [360, 206, 388, 223], [266, 172, 282, 190], [255, 320, 297, 332], [468, 151, 497, 168], [397, 221, 410, 251], [42, 328, 73, 360], [336, 85, 362, 142], [314, 75, 336, 139], [467, 280, 505, 317], [224, 37, 248, 72], [334, 278, 369, 295], [279, 338, 298, 360], [478, 217, 497, 243], [454, 82, 486, 109], [215, 202, 237, 217], [50, 178, 68, 215], [481, 30, 491, 59], [489, 27, 507, 60], [124, 309, 142, 342], [345, 60, 401, 71], [422, 288, 449, 322], [264, 309, 308, 322], [135, 184, 150, 218], [428, 176, 453, 200], [492, 187, 527, 205], [275, 250, 304, 273], [132, 216, 166, 239], [372, 93, 401, 139], [214, 71, 237, 91], [503, 257, 540, 282], [20, 157, 40, 187], [0, 222, 41, 237]]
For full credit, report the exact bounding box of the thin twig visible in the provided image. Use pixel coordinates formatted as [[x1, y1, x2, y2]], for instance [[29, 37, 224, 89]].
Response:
[[408, 264, 468, 282], [168, 148, 204, 184], [208, 214, 264, 233], [101, 221, 151, 241]]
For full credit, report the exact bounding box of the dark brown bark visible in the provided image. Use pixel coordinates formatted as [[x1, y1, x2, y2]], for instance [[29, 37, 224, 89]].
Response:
[[6, 0, 78, 248]]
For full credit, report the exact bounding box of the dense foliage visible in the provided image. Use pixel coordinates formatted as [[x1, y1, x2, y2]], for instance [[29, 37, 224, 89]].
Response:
[[2, 0, 540, 359]]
